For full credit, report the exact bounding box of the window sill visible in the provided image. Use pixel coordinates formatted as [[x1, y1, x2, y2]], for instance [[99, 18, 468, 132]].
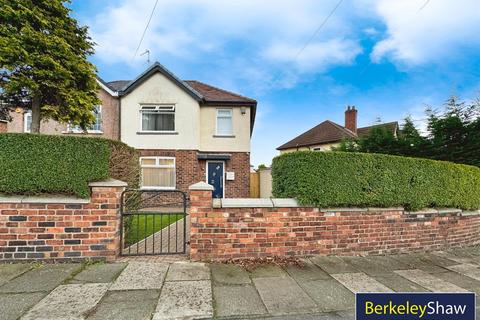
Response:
[[213, 134, 236, 138], [137, 131, 179, 135], [140, 186, 176, 190], [62, 131, 104, 135]]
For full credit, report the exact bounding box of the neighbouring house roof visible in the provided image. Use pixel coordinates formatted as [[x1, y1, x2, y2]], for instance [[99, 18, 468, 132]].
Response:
[[277, 120, 399, 150], [98, 62, 257, 133], [357, 121, 399, 137]]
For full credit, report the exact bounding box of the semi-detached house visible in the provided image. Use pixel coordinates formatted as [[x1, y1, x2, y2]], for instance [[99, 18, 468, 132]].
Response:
[[4, 62, 257, 198]]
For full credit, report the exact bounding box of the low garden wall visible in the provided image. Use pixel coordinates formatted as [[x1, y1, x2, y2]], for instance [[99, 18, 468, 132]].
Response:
[[188, 182, 480, 261], [0, 179, 126, 262]]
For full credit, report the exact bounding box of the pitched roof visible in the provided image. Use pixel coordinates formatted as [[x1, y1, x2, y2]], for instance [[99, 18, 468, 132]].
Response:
[[357, 121, 399, 137], [106, 80, 131, 92], [184, 80, 257, 104], [277, 120, 356, 150], [277, 120, 399, 150]]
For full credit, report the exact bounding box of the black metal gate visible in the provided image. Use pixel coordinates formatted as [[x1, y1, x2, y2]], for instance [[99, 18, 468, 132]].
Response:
[[120, 189, 188, 256]]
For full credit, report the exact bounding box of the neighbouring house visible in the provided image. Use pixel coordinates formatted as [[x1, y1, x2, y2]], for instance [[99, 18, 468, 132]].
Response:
[[4, 62, 257, 198], [277, 106, 398, 152]]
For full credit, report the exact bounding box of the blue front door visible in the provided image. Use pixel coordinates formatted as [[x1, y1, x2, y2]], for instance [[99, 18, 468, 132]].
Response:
[[207, 162, 224, 198]]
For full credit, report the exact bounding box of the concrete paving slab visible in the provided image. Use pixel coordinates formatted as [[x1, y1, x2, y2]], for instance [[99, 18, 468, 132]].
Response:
[[417, 253, 461, 268], [298, 279, 355, 312], [372, 274, 428, 292], [258, 313, 343, 320], [250, 265, 288, 278], [285, 259, 331, 282], [153, 280, 213, 320], [165, 261, 210, 281], [432, 251, 475, 264], [311, 256, 359, 274], [211, 263, 251, 285], [391, 254, 449, 273], [253, 276, 317, 315], [0, 292, 46, 320], [447, 263, 480, 281], [110, 262, 168, 290], [0, 264, 81, 293], [331, 273, 393, 293], [87, 290, 159, 320], [70, 263, 127, 284], [394, 269, 468, 292], [364, 256, 410, 271], [0, 264, 32, 286], [21, 283, 109, 320], [214, 284, 267, 317], [340, 257, 393, 276], [434, 270, 480, 294]]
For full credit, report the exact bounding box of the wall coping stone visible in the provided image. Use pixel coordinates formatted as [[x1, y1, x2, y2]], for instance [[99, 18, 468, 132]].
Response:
[[271, 198, 300, 208], [0, 195, 90, 204], [222, 198, 273, 208], [213, 199, 221, 208], [460, 210, 480, 216], [89, 178, 128, 187], [189, 182, 214, 191]]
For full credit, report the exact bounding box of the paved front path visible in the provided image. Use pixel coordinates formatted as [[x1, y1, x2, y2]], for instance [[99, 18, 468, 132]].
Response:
[[1, 248, 480, 319]]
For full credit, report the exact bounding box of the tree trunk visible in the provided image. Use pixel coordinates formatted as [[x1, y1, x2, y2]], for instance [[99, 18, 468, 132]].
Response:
[[31, 95, 41, 134]]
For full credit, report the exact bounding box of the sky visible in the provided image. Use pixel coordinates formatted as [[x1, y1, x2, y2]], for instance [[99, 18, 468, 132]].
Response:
[[70, 0, 480, 166]]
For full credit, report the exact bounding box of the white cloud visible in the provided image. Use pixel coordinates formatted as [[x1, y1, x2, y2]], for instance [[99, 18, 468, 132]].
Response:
[[370, 0, 480, 64], [86, 0, 362, 85], [263, 39, 362, 72]]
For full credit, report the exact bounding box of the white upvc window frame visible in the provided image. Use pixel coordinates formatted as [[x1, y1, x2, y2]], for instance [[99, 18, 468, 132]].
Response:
[[66, 105, 103, 134], [23, 110, 32, 133], [140, 156, 176, 190], [139, 105, 176, 133], [215, 108, 233, 136]]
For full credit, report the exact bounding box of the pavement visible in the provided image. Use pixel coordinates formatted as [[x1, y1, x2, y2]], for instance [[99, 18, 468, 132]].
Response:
[[1, 247, 480, 319]]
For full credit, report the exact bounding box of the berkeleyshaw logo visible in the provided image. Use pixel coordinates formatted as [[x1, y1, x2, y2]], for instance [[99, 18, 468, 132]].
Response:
[[356, 293, 475, 320]]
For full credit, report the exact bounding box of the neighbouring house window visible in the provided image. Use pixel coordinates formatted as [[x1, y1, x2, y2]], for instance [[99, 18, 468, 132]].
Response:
[[140, 157, 176, 189], [69, 105, 102, 133], [216, 108, 233, 135], [24, 111, 32, 133], [140, 105, 175, 132]]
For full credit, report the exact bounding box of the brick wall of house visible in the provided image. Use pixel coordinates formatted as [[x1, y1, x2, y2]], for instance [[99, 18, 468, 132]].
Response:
[[0, 121, 6, 133], [139, 150, 250, 198], [0, 180, 126, 262], [5, 88, 120, 139], [189, 187, 480, 261]]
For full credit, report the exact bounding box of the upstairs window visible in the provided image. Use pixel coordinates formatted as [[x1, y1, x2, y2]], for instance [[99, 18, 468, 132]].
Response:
[[216, 108, 233, 135], [69, 105, 102, 133], [140, 105, 175, 132], [24, 111, 32, 133]]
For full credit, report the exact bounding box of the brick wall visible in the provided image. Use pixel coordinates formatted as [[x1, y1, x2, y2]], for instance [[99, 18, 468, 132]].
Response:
[[189, 186, 480, 261], [0, 180, 126, 262], [0, 121, 6, 133], [139, 150, 250, 198]]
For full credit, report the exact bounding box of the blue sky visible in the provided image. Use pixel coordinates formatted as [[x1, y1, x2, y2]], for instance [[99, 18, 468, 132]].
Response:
[[70, 0, 480, 166]]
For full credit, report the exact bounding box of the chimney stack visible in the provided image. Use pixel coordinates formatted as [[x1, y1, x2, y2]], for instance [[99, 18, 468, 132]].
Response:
[[345, 106, 358, 134]]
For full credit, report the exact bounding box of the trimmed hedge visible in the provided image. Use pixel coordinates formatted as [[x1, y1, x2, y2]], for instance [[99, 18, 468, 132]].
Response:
[[0, 133, 139, 198], [107, 139, 140, 189], [272, 151, 480, 210]]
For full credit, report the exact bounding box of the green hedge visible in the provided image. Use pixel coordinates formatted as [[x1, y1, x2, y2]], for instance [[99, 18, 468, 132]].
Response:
[[272, 151, 480, 210], [0, 133, 111, 198]]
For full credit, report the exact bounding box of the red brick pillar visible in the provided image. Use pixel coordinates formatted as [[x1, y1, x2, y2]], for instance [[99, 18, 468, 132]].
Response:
[[0, 121, 7, 133], [188, 182, 213, 261], [88, 179, 127, 261]]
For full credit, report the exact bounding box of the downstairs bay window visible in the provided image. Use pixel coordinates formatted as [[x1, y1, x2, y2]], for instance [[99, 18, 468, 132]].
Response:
[[140, 157, 176, 189]]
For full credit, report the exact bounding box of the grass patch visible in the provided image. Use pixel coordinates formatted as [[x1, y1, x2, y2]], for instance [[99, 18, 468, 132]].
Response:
[[124, 213, 183, 246]]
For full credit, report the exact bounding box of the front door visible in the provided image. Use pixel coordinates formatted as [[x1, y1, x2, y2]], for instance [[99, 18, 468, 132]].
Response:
[[207, 161, 224, 198]]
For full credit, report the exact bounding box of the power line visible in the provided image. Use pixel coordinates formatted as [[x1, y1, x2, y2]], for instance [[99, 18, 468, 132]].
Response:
[[132, 0, 159, 61], [418, 0, 431, 11], [294, 0, 344, 61]]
